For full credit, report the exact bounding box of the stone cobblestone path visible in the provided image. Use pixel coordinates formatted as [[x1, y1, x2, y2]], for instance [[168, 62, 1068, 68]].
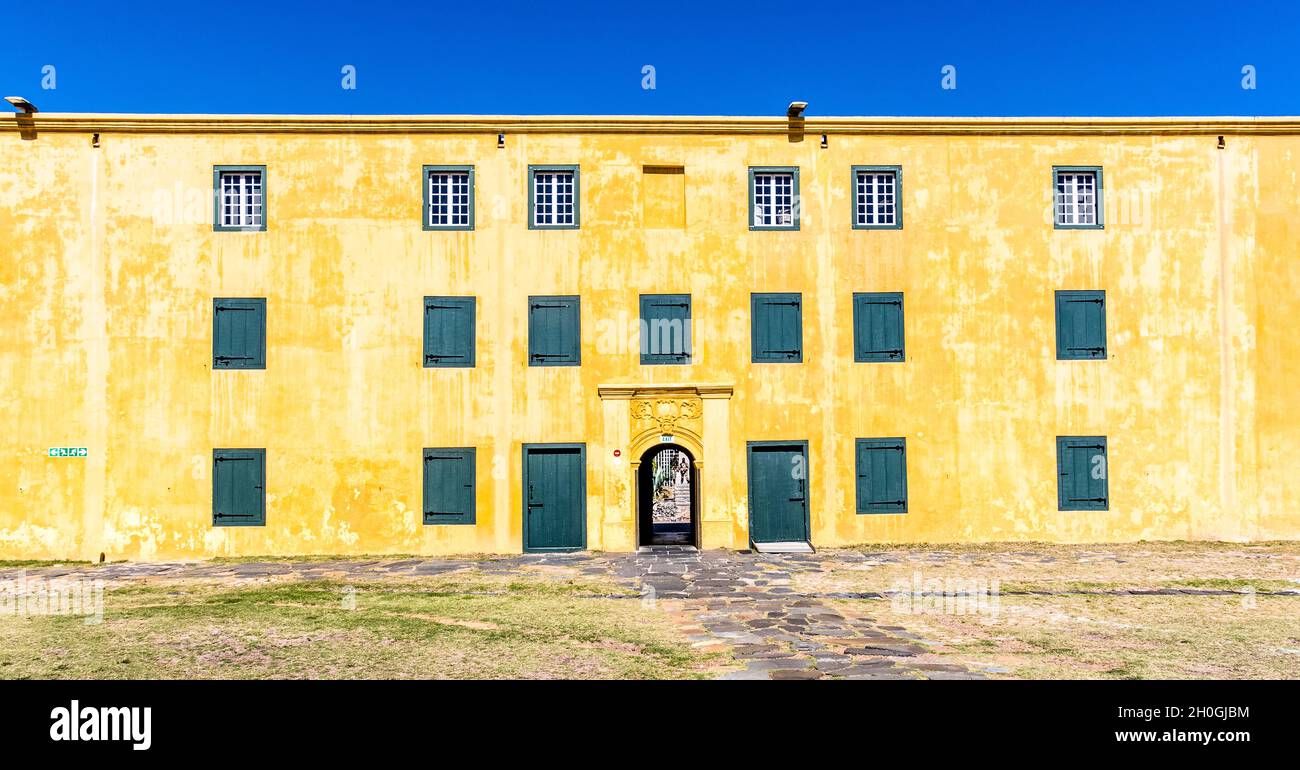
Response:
[[616, 546, 983, 680], [11, 546, 1293, 678], [1, 547, 1005, 680]]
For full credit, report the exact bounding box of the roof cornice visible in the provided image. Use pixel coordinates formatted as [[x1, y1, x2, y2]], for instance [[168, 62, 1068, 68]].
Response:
[[5, 114, 1300, 135]]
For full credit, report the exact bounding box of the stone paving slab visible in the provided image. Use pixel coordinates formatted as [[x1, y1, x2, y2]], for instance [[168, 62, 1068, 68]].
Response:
[[0, 547, 998, 680]]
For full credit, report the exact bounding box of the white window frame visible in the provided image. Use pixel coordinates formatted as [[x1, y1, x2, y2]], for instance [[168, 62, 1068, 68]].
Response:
[[852, 166, 901, 229], [749, 167, 799, 230], [424, 166, 474, 230], [529, 166, 579, 229], [214, 167, 265, 231], [1054, 167, 1104, 229]]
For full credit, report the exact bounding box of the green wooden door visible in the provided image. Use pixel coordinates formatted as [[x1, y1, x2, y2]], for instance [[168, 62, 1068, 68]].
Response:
[[747, 442, 810, 543], [523, 444, 586, 552]]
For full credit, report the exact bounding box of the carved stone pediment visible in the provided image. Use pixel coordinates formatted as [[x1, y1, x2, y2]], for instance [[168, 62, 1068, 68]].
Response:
[[630, 397, 703, 435], [598, 384, 733, 462]]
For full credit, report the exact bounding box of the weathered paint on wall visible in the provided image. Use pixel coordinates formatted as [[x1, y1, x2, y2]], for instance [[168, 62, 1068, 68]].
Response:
[[2, 115, 1298, 560]]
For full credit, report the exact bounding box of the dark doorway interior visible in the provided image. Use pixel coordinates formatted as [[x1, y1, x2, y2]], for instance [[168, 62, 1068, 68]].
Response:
[[638, 445, 697, 547]]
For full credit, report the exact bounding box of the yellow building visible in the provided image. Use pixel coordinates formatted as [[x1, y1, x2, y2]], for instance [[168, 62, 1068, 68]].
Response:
[[2, 112, 1298, 561]]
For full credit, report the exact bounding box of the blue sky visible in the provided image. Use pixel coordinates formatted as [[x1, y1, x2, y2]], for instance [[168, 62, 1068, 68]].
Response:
[[3, 0, 1297, 115]]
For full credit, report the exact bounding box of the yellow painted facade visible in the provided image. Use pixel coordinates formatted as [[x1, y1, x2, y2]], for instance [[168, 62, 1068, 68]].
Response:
[[2, 114, 1298, 560]]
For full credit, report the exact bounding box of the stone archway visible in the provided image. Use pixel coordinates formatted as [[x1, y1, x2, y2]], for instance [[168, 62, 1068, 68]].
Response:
[[637, 443, 698, 546], [596, 384, 740, 552]]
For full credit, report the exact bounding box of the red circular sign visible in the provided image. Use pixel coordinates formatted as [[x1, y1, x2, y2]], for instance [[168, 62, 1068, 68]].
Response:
[[613, 449, 622, 457]]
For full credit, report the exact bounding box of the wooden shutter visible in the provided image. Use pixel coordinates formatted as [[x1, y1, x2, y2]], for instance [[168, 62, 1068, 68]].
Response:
[[1055, 291, 1106, 360], [528, 296, 580, 366], [856, 438, 908, 513], [640, 294, 692, 364], [1056, 436, 1109, 510], [213, 298, 266, 369], [423, 296, 476, 368], [423, 448, 475, 525], [853, 292, 905, 362], [213, 449, 265, 526], [751, 293, 803, 362]]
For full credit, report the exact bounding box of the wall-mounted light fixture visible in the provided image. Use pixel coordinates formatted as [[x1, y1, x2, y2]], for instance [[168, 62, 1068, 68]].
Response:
[[820, 133, 828, 148], [4, 96, 38, 114], [92, 133, 100, 148], [497, 132, 505, 148], [1217, 135, 1226, 149]]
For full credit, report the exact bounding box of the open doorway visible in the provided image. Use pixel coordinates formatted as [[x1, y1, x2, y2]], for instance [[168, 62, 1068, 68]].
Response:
[[637, 444, 697, 547]]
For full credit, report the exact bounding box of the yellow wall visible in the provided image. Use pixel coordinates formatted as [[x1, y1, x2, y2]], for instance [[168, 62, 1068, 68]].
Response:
[[2, 117, 1297, 560]]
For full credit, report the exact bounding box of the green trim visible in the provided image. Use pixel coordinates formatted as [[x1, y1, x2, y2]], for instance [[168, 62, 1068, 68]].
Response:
[[527, 164, 580, 229], [212, 297, 266, 370], [748, 166, 800, 231], [1055, 290, 1107, 360], [527, 295, 581, 367], [639, 293, 692, 365], [852, 291, 905, 362], [521, 443, 588, 552], [855, 437, 908, 514], [751, 292, 803, 363], [212, 165, 267, 232], [1052, 165, 1104, 230], [421, 165, 475, 231], [850, 165, 903, 230], [423, 295, 476, 368], [423, 447, 476, 525], [1056, 435, 1110, 511], [745, 440, 811, 544], [212, 448, 266, 527]]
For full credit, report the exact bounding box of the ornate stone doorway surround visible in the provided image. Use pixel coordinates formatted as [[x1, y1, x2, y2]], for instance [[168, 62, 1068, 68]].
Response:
[[596, 384, 741, 551]]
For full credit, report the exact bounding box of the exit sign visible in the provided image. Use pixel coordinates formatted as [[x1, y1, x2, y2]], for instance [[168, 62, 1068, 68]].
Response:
[[48, 447, 88, 458]]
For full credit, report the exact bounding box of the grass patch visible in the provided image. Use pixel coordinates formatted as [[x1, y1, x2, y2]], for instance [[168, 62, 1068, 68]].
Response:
[[203, 553, 503, 564], [0, 574, 720, 680], [0, 560, 95, 568], [805, 541, 1300, 595], [837, 594, 1300, 679], [844, 540, 1300, 555], [809, 541, 1300, 679]]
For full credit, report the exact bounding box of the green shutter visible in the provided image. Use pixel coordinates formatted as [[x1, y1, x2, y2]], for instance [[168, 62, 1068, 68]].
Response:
[[213, 298, 266, 369], [213, 448, 265, 526], [423, 296, 475, 367], [528, 295, 580, 366], [856, 438, 908, 513], [1055, 290, 1107, 360], [1057, 436, 1109, 510], [853, 292, 905, 362], [751, 293, 803, 363], [640, 294, 692, 365], [423, 448, 475, 525]]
